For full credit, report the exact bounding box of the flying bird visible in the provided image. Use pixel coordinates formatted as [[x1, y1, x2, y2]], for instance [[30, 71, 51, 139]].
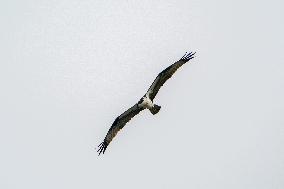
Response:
[[97, 52, 196, 155]]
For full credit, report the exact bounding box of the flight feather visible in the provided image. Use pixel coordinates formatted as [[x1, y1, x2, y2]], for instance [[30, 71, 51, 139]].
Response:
[[146, 52, 196, 101], [97, 104, 144, 155]]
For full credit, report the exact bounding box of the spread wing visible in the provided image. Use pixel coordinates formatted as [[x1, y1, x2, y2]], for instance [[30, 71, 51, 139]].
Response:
[[146, 52, 196, 101], [97, 104, 145, 155]]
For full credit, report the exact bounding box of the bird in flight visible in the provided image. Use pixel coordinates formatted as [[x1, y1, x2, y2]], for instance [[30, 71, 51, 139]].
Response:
[[97, 52, 196, 155]]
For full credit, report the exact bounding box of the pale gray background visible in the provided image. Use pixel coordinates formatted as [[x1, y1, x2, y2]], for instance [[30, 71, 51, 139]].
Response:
[[0, 0, 283, 188]]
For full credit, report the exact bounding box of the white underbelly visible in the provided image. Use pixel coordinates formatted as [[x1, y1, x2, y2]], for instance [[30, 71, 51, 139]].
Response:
[[139, 97, 154, 109]]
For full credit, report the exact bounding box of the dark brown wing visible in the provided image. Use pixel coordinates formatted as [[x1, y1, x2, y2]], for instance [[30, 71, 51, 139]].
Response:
[[97, 104, 145, 155], [146, 52, 196, 101]]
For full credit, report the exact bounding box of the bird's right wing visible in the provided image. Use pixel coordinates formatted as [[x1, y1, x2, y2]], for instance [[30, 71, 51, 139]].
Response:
[[97, 103, 145, 155], [146, 52, 196, 101]]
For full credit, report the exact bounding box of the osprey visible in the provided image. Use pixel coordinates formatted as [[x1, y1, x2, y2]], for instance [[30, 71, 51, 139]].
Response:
[[97, 52, 196, 155]]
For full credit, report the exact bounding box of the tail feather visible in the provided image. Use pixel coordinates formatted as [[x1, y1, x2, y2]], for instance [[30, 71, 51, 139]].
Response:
[[150, 104, 161, 115]]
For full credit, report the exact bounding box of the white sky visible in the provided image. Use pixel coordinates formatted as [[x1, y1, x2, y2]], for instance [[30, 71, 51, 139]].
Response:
[[1, 0, 283, 188]]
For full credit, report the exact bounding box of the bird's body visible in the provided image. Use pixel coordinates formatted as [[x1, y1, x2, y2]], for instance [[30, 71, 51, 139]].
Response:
[[138, 95, 161, 115], [138, 96, 154, 109], [97, 52, 196, 155]]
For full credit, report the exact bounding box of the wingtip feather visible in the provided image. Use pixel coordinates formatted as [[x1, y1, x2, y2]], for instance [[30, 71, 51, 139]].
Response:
[[180, 51, 196, 62], [97, 141, 108, 156]]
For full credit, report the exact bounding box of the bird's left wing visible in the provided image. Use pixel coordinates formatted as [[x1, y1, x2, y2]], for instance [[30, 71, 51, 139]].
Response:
[[146, 52, 196, 101], [97, 104, 145, 155]]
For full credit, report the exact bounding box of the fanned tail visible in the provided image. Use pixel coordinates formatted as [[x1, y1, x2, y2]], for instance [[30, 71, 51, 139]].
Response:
[[149, 104, 161, 115]]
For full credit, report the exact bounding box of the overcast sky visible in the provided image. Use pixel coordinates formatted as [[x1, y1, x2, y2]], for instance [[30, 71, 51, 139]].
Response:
[[1, 0, 283, 188]]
